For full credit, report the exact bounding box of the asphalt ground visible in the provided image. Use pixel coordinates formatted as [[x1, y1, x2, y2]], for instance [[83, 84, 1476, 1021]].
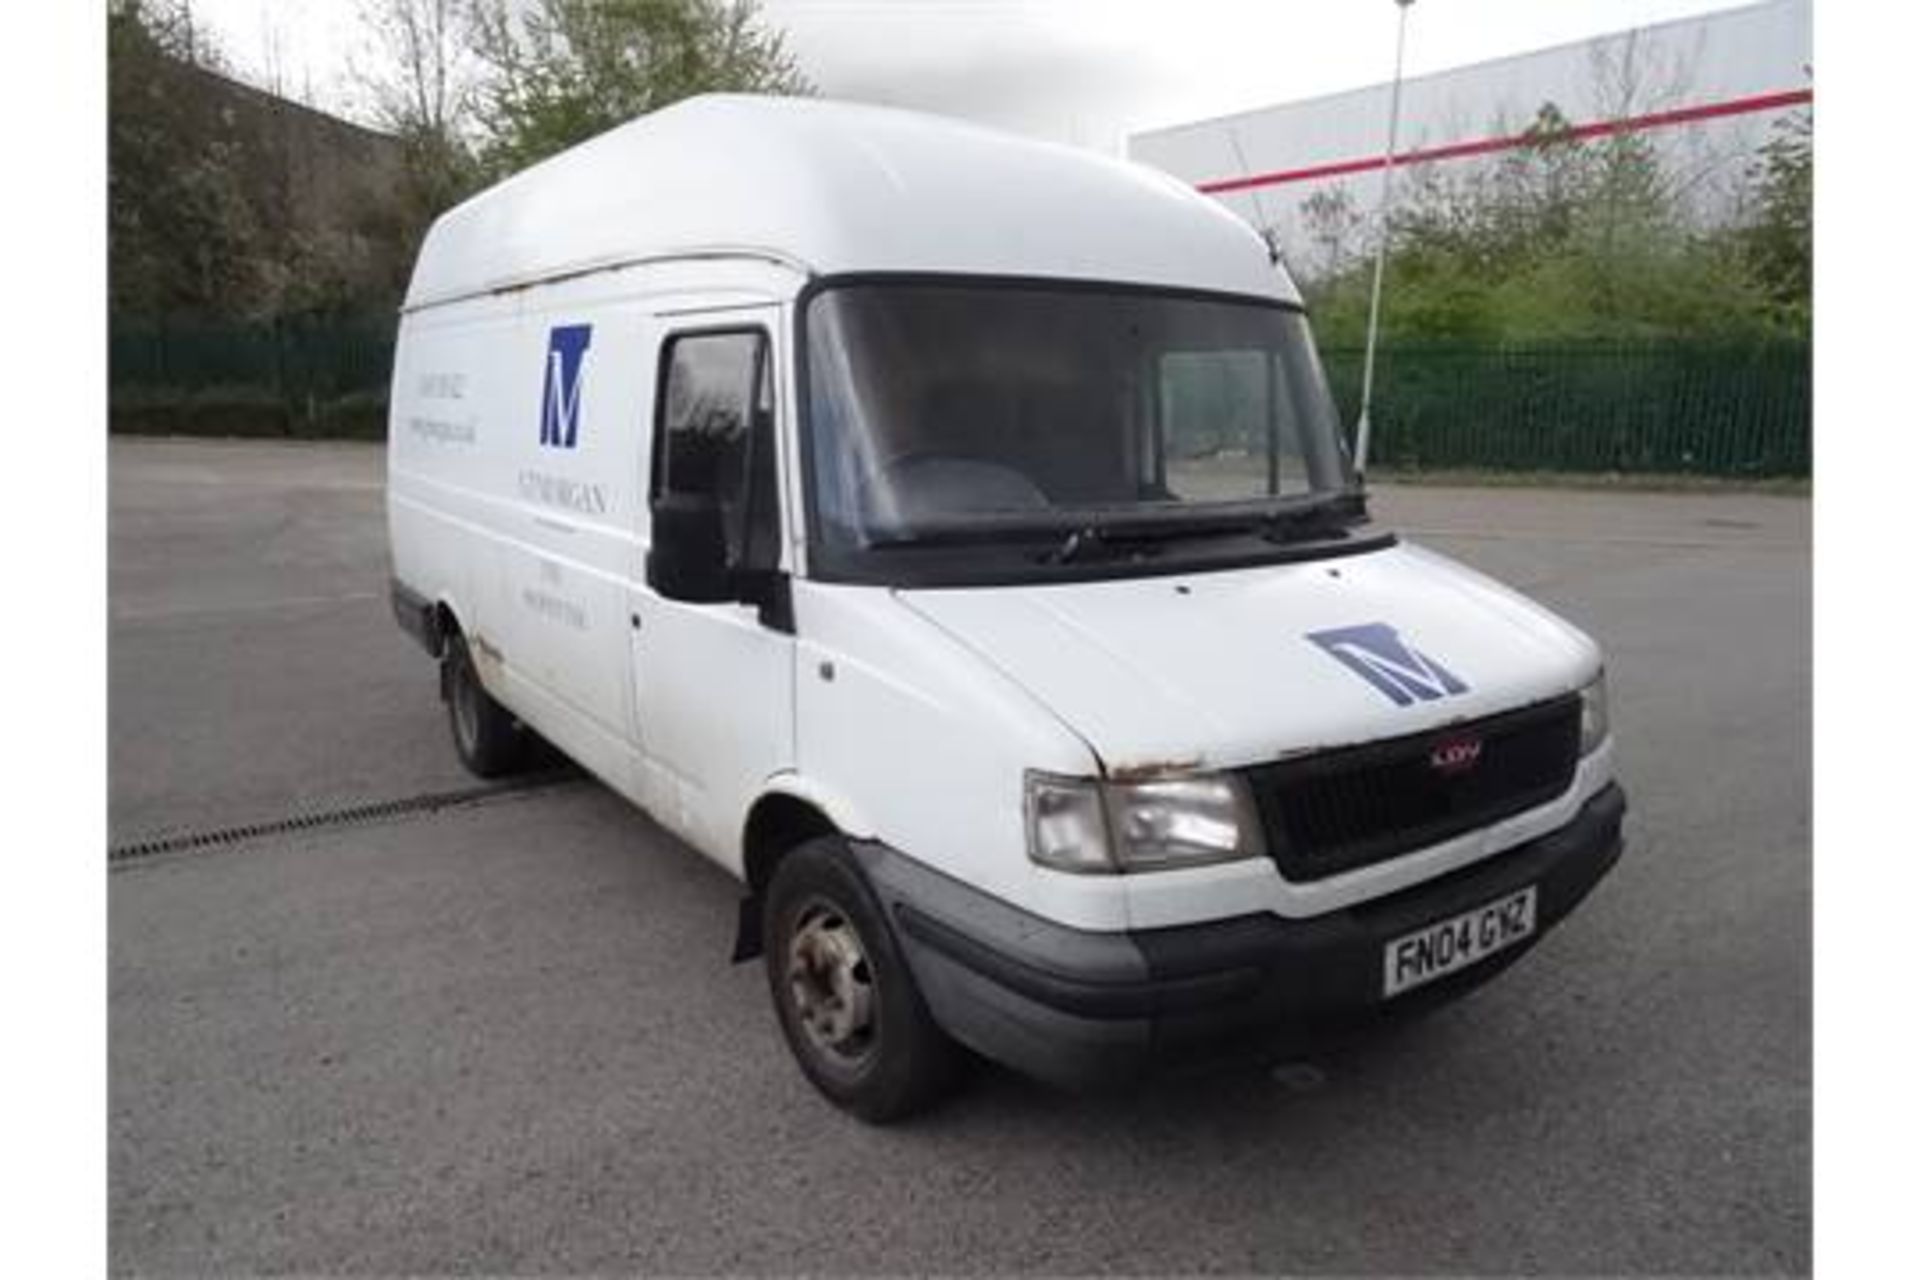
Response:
[[109, 438, 1810, 1275]]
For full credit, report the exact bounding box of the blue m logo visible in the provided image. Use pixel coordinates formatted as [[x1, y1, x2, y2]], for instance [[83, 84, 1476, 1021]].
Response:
[[1306, 623, 1469, 707], [539, 324, 593, 448]]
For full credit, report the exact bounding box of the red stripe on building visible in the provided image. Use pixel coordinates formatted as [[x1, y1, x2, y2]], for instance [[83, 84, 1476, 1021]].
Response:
[[1195, 88, 1812, 195]]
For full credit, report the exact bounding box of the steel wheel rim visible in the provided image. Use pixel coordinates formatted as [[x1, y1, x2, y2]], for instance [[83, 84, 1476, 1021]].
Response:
[[785, 899, 878, 1067]]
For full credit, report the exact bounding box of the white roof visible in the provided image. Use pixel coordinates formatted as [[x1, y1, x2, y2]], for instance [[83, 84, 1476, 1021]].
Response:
[[404, 95, 1300, 311]]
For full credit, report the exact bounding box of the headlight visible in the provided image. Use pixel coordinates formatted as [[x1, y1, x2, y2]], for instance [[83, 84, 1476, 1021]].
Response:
[[1025, 771, 1266, 874], [1024, 774, 1112, 873], [1106, 776, 1267, 870], [1579, 670, 1610, 755]]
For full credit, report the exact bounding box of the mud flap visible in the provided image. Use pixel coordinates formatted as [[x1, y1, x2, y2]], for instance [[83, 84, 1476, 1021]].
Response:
[[731, 894, 763, 963]]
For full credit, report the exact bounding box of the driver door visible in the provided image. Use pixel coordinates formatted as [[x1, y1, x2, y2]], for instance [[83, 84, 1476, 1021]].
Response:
[[629, 313, 794, 867]]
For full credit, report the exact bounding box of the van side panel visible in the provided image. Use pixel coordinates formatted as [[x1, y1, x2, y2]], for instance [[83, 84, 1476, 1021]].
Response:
[[486, 288, 650, 789], [389, 294, 521, 662], [388, 282, 647, 801]]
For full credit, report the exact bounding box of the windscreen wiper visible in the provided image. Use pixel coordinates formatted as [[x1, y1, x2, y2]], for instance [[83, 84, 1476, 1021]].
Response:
[[1257, 493, 1366, 544], [860, 526, 1012, 551], [1050, 505, 1355, 563], [866, 522, 1151, 564], [862, 521, 1128, 560], [1046, 524, 1109, 564], [863, 495, 1366, 560], [1042, 522, 1211, 565], [1048, 496, 1367, 559]]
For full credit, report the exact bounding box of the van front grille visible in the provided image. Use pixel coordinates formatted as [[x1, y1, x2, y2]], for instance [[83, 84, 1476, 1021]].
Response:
[[1244, 695, 1582, 882]]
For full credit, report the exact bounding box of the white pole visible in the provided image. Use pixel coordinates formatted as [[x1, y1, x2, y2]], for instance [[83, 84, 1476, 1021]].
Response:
[[1354, 0, 1415, 479]]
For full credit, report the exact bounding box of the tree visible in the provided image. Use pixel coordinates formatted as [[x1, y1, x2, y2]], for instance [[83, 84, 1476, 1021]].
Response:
[[1299, 187, 1364, 283], [351, 0, 487, 297], [1743, 105, 1811, 330], [467, 0, 812, 176], [108, 0, 265, 316], [357, 0, 478, 142]]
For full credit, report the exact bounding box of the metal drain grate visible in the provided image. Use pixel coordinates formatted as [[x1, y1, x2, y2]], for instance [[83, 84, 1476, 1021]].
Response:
[[108, 771, 581, 865]]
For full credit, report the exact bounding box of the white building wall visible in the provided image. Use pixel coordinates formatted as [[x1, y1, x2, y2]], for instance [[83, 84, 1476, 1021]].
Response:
[[1129, 0, 1810, 278]]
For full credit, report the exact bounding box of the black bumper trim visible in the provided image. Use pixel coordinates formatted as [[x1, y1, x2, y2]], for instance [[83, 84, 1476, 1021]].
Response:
[[895, 903, 1261, 1019], [896, 782, 1625, 1024]]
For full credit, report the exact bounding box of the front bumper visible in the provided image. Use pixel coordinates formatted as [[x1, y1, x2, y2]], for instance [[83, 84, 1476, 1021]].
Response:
[[857, 782, 1625, 1089]]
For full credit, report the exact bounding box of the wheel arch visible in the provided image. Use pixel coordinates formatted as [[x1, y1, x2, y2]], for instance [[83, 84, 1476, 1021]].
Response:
[[429, 599, 461, 655], [427, 594, 467, 697], [430, 593, 506, 700], [733, 775, 875, 962]]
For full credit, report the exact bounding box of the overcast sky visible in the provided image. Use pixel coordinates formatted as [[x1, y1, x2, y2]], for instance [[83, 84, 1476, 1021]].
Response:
[[189, 0, 1759, 154]]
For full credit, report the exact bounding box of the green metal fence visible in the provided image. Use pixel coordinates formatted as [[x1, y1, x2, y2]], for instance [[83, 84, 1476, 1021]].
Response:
[[110, 314, 396, 438], [109, 316, 1809, 477], [1320, 341, 1810, 477]]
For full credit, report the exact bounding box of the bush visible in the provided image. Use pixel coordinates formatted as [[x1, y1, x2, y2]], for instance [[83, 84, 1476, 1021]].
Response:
[[307, 390, 389, 440]]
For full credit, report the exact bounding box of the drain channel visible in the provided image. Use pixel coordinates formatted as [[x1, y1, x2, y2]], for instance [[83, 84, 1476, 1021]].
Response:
[[109, 771, 581, 866]]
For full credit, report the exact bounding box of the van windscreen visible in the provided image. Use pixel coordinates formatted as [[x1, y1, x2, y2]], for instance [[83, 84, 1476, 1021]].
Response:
[[802, 279, 1358, 580]]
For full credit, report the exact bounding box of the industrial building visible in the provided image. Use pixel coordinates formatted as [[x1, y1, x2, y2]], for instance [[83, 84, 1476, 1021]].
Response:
[[1129, 0, 1810, 276]]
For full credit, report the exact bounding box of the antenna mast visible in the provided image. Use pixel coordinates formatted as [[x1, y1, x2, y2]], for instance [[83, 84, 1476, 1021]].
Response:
[[1227, 128, 1280, 263], [1354, 0, 1416, 479]]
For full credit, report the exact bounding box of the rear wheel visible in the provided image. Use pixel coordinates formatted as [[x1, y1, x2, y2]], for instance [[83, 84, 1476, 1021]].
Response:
[[764, 837, 963, 1123], [444, 633, 529, 778]]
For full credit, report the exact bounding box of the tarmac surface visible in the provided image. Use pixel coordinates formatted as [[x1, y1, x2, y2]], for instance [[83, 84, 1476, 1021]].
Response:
[[109, 438, 1810, 1275]]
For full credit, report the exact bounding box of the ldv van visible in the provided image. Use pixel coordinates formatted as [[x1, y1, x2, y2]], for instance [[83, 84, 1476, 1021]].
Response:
[[387, 96, 1625, 1122]]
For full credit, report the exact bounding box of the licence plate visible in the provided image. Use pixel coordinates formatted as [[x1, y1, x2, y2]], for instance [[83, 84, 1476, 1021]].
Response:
[[1383, 886, 1538, 998]]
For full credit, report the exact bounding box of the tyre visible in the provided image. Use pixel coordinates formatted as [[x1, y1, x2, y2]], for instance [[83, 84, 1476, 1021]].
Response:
[[764, 837, 963, 1123], [443, 633, 529, 779]]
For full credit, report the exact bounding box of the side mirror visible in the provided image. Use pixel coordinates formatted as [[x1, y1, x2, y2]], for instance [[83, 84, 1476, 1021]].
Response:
[[647, 491, 732, 603]]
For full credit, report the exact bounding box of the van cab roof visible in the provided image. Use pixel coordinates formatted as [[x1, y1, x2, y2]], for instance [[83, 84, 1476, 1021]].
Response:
[[403, 94, 1301, 311]]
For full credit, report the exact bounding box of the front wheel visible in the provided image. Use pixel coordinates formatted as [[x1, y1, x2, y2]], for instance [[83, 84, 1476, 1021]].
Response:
[[763, 838, 963, 1123]]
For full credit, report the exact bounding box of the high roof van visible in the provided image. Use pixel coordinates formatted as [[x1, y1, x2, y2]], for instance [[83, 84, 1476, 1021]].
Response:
[[387, 95, 1624, 1122]]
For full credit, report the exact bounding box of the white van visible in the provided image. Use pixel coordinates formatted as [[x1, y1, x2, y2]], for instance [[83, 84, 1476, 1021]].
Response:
[[387, 95, 1624, 1121]]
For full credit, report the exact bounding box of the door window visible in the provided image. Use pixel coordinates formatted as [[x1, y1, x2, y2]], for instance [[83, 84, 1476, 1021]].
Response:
[[655, 329, 780, 570]]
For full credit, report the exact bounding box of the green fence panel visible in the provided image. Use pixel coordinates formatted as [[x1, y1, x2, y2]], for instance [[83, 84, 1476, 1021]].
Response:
[[110, 314, 398, 438], [110, 316, 1809, 476], [1320, 340, 1810, 477]]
